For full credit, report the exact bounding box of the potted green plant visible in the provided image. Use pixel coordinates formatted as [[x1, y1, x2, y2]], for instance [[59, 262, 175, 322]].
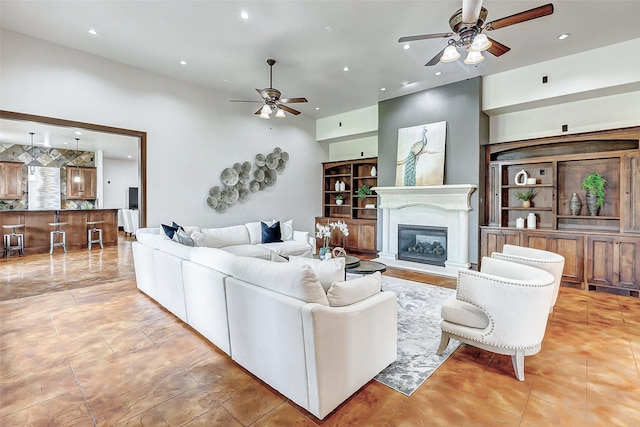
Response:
[[357, 184, 372, 201], [582, 172, 607, 216], [335, 195, 344, 205], [515, 189, 536, 208]]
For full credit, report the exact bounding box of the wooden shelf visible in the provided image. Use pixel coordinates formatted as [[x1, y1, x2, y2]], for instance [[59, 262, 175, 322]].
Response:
[[502, 207, 553, 211], [557, 215, 620, 220], [503, 184, 554, 189]]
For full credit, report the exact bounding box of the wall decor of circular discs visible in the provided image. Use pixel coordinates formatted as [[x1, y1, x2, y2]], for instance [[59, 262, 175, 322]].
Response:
[[207, 147, 289, 213]]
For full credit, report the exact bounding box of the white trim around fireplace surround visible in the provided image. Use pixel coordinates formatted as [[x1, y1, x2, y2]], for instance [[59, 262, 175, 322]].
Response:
[[372, 184, 477, 277]]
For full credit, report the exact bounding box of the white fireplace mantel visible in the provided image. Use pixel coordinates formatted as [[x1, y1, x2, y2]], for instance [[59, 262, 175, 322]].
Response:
[[373, 184, 477, 276]]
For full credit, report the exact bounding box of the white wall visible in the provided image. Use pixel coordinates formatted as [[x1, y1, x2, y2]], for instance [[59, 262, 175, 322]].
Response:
[[484, 38, 640, 143], [1, 30, 326, 232], [102, 158, 138, 210], [328, 135, 378, 161]]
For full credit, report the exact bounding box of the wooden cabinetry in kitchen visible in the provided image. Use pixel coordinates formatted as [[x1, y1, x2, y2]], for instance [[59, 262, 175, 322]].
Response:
[[0, 161, 23, 199], [66, 166, 97, 199]]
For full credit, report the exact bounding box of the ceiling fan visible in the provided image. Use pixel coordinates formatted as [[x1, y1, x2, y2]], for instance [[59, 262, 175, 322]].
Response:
[[398, 0, 554, 66], [230, 58, 308, 118]]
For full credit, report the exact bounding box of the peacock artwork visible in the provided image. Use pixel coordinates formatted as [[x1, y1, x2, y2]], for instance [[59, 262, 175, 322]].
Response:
[[395, 121, 446, 187]]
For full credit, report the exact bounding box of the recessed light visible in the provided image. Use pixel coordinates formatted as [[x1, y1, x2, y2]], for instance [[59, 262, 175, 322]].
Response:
[[127, 155, 132, 159], [324, 26, 333, 33], [315, 107, 320, 110], [401, 81, 409, 86], [63, 142, 69, 145], [180, 60, 187, 66], [381, 88, 386, 91], [88, 29, 98, 36], [403, 44, 411, 50], [240, 11, 249, 20], [74, 131, 82, 135], [435, 71, 442, 76], [343, 66, 350, 72], [557, 33, 570, 40]]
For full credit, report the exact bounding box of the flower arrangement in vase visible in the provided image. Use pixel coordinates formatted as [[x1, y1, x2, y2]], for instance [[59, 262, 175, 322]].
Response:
[[316, 220, 349, 258], [515, 188, 536, 208], [582, 172, 607, 216]]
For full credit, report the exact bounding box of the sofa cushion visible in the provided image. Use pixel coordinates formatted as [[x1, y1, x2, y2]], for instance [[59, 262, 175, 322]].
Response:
[[135, 228, 165, 248], [189, 246, 240, 276], [261, 221, 282, 243], [270, 251, 289, 262], [440, 294, 490, 329], [201, 225, 250, 248], [229, 256, 329, 305], [261, 240, 312, 257], [327, 271, 382, 307], [289, 255, 345, 292], [222, 244, 272, 259], [156, 239, 193, 260]]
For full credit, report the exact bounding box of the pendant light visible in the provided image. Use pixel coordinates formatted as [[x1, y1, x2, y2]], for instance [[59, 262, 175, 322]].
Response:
[[28, 132, 36, 181], [73, 138, 82, 183]]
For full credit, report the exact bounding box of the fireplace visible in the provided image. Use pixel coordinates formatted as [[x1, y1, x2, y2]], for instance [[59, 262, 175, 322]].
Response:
[[398, 225, 447, 266], [373, 184, 476, 276]]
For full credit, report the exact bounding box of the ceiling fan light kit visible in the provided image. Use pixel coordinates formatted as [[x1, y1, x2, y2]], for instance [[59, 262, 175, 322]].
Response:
[[229, 58, 308, 118], [399, 1, 554, 67]]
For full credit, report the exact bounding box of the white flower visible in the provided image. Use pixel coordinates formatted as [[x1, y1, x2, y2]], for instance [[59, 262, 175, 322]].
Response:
[[315, 221, 349, 247]]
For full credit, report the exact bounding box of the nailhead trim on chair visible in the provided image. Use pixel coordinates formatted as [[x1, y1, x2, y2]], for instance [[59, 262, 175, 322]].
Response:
[[492, 254, 563, 266], [440, 327, 540, 351]]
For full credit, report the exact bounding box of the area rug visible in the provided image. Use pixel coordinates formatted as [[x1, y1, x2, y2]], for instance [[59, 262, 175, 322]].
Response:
[[374, 276, 460, 396]]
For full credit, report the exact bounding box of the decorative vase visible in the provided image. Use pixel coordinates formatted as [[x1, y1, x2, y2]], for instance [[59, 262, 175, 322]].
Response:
[[585, 190, 600, 216], [319, 246, 330, 258], [522, 200, 531, 208], [527, 212, 537, 229], [516, 217, 525, 229], [371, 166, 377, 177], [335, 180, 341, 191], [336, 199, 343, 205], [569, 192, 582, 216], [339, 181, 346, 191]]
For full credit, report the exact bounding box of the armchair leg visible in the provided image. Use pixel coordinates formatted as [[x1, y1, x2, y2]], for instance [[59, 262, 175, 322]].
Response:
[[511, 350, 525, 381], [436, 331, 450, 355]]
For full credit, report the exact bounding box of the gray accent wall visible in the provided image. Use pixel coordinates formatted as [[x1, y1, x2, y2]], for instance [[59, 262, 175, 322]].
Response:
[[377, 77, 488, 264]]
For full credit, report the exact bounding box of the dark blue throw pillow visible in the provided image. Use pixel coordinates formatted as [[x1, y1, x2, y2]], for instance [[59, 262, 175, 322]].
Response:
[[261, 221, 282, 243], [162, 221, 184, 239], [161, 223, 179, 239]]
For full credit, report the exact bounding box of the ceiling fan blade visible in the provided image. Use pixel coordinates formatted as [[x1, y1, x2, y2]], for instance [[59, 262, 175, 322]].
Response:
[[486, 37, 510, 56], [255, 88, 271, 100], [462, 0, 484, 25], [425, 46, 447, 66], [254, 108, 263, 115], [278, 104, 301, 115], [485, 3, 554, 31], [230, 99, 262, 103], [398, 33, 453, 43], [279, 97, 308, 104]]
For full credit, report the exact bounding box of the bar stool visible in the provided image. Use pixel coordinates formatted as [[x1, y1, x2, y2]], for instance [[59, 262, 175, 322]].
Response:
[[87, 221, 104, 250], [3, 224, 25, 258], [48, 222, 67, 254]]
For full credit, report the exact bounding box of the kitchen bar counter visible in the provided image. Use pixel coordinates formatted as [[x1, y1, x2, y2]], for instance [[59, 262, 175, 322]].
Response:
[[0, 209, 118, 255]]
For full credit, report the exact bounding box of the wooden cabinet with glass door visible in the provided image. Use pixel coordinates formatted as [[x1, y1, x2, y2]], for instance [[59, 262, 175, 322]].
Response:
[[66, 166, 97, 199]]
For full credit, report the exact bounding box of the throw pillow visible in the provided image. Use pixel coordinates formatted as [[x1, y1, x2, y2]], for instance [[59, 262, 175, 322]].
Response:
[[273, 219, 293, 241], [190, 231, 206, 247], [161, 223, 179, 239], [288, 255, 345, 292], [326, 271, 382, 307], [173, 228, 194, 246], [261, 221, 282, 243]]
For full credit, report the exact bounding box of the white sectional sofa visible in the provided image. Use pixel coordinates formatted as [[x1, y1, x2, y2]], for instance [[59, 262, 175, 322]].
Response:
[[132, 225, 397, 420]]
